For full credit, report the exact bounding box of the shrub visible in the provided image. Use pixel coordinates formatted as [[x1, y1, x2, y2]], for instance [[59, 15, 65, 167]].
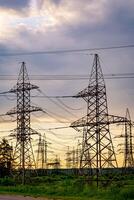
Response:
[[0, 177, 15, 186]]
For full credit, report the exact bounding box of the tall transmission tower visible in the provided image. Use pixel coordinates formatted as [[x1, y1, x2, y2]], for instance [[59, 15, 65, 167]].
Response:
[[72, 147, 75, 168], [36, 134, 44, 169], [80, 127, 92, 171], [123, 108, 134, 168], [75, 140, 81, 168], [115, 109, 134, 169], [44, 135, 48, 169], [36, 133, 48, 169], [7, 62, 42, 184], [71, 54, 127, 185], [66, 146, 72, 168]]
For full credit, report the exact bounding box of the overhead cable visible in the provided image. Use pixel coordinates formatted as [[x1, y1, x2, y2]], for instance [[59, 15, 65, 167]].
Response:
[[0, 44, 134, 56]]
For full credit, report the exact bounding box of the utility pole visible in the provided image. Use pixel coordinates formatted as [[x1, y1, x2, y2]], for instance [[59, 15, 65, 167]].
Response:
[[7, 62, 42, 184], [71, 54, 127, 186]]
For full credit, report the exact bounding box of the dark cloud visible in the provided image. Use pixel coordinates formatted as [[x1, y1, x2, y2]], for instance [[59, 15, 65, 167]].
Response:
[[60, 1, 134, 45], [0, 0, 134, 118], [51, 0, 62, 5], [0, 0, 28, 10]]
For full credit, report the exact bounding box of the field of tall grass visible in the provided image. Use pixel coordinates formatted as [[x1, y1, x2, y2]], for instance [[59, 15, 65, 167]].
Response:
[[0, 174, 133, 200]]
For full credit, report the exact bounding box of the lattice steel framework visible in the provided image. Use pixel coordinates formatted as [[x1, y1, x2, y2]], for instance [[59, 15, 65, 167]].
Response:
[[80, 127, 92, 170], [76, 140, 81, 168], [66, 146, 72, 168], [71, 54, 128, 183], [123, 108, 134, 168], [36, 134, 47, 169], [7, 62, 42, 184]]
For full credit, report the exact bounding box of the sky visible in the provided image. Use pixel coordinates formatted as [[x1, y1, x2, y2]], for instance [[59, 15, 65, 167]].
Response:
[[0, 0, 134, 167]]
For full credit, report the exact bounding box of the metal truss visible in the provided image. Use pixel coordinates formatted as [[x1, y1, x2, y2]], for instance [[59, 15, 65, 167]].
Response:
[[36, 134, 47, 169], [71, 54, 128, 184], [123, 108, 134, 168], [7, 62, 42, 184]]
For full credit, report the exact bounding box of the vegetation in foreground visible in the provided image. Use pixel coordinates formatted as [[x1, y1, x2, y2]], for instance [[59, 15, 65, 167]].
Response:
[[0, 174, 133, 200]]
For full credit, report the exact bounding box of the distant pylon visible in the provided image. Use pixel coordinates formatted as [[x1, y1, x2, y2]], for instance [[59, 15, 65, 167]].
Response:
[[66, 146, 71, 168], [7, 62, 42, 184], [108, 146, 113, 168], [54, 155, 60, 169], [71, 54, 127, 185], [80, 127, 92, 172], [36, 134, 45, 169], [72, 147, 75, 168], [44, 134, 48, 168], [123, 108, 134, 168], [75, 140, 80, 168]]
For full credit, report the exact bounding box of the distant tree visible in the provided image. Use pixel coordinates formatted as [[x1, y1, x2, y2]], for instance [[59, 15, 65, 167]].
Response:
[[0, 138, 13, 177]]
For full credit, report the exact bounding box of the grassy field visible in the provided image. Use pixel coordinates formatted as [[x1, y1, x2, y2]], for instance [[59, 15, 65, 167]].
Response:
[[0, 174, 133, 200]]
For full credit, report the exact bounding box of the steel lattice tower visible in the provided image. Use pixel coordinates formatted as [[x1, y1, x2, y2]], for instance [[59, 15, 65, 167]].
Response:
[[66, 146, 72, 168], [7, 62, 42, 184], [76, 140, 81, 168], [80, 127, 92, 171], [71, 54, 128, 185], [36, 134, 47, 169], [123, 108, 134, 168]]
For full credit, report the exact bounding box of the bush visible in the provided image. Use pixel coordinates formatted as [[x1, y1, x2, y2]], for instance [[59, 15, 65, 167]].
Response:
[[0, 177, 15, 186], [118, 187, 134, 200]]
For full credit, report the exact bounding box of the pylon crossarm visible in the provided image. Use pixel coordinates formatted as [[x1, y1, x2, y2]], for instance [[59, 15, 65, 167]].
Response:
[[29, 128, 40, 136], [6, 106, 42, 115], [70, 115, 87, 128], [9, 83, 39, 93], [107, 114, 128, 124], [6, 107, 17, 115], [70, 114, 128, 128], [75, 85, 105, 100]]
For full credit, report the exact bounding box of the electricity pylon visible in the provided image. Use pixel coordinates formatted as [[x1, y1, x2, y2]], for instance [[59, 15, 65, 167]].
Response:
[[114, 109, 134, 169], [72, 147, 75, 168], [36, 133, 48, 169], [76, 140, 81, 168], [123, 108, 134, 168], [66, 146, 72, 168], [80, 127, 92, 173], [71, 54, 127, 186], [7, 62, 42, 184], [36, 134, 44, 169]]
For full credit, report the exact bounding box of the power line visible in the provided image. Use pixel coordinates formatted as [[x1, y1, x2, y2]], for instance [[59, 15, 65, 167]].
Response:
[[39, 90, 78, 118], [32, 101, 72, 123], [0, 44, 134, 56], [0, 72, 134, 99], [0, 73, 134, 80], [36, 126, 70, 131], [56, 98, 84, 110]]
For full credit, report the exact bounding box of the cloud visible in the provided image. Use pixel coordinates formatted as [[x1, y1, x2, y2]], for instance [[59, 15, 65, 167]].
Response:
[[0, 1, 133, 166], [0, 0, 133, 121], [0, 0, 28, 10], [42, 0, 109, 26]]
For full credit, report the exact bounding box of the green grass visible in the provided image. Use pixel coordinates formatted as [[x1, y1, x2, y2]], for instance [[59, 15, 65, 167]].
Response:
[[0, 175, 133, 200]]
